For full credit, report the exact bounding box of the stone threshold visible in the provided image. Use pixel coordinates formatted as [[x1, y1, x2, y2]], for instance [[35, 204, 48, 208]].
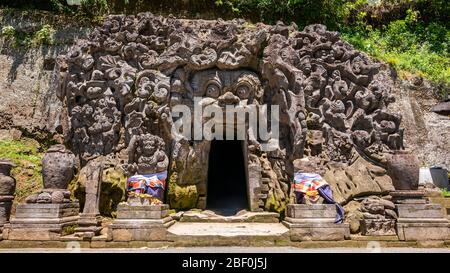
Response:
[[177, 210, 280, 223], [0, 239, 449, 249], [168, 222, 289, 237]]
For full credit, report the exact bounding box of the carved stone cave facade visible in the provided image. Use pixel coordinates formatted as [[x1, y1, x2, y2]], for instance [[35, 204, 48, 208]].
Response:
[[57, 14, 404, 214]]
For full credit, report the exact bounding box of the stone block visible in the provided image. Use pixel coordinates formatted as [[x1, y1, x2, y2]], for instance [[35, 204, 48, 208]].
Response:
[[283, 221, 349, 241], [5, 202, 79, 241], [360, 219, 396, 236], [110, 218, 175, 241], [283, 204, 349, 241], [116, 204, 169, 219], [396, 203, 444, 218], [0, 201, 12, 226], [14, 203, 79, 219], [286, 204, 336, 219], [397, 222, 450, 241], [110, 204, 174, 241]]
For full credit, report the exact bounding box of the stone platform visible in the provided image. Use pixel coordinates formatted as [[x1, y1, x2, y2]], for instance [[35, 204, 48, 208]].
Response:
[[396, 203, 450, 241], [109, 204, 175, 241], [282, 204, 349, 241], [4, 202, 79, 241]]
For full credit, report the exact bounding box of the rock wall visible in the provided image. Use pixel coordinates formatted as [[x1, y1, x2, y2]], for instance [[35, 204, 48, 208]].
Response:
[[0, 11, 90, 140], [388, 75, 450, 169]]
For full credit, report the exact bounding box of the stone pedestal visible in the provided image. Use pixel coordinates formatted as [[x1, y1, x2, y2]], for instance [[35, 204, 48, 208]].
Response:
[[0, 196, 14, 234], [73, 158, 104, 239], [392, 190, 450, 241], [5, 202, 79, 241], [0, 159, 16, 235], [74, 213, 102, 239], [282, 204, 349, 241], [109, 203, 175, 241]]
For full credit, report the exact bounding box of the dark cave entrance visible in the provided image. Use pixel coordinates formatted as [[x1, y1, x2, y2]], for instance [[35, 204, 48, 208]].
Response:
[[207, 140, 249, 216]]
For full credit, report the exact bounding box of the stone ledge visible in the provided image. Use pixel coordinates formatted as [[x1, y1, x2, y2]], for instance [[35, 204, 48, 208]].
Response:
[[282, 220, 349, 241], [283, 217, 335, 224], [397, 222, 450, 241], [350, 235, 399, 241], [396, 203, 445, 218], [286, 204, 336, 219], [10, 216, 79, 225]]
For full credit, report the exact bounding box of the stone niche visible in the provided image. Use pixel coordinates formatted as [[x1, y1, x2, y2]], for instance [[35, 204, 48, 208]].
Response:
[[57, 13, 406, 216]]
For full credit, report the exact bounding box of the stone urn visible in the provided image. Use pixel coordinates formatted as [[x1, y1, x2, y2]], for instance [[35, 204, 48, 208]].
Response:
[[0, 159, 16, 196], [385, 150, 420, 190], [42, 145, 76, 189], [0, 159, 16, 228]]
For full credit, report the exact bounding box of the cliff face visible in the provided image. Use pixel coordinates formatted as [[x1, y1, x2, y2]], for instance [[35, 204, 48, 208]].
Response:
[[0, 10, 90, 141], [388, 74, 450, 169]]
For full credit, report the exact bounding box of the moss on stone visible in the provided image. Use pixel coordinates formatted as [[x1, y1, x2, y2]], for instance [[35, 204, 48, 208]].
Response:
[[264, 190, 286, 215], [99, 167, 126, 218], [167, 170, 199, 210], [71, 165, 126, 218]]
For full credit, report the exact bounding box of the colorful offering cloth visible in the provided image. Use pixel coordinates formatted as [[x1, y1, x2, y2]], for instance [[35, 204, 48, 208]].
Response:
[[293, 172, 344, 223], [292, 172, 329, 194], [127, 171, 167, 201]]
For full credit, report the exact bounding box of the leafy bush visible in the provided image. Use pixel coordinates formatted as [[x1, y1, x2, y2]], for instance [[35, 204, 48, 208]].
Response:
[[341, 8, 449, 92], [32, 24, 55, 45], [1, 25, 16, 39]]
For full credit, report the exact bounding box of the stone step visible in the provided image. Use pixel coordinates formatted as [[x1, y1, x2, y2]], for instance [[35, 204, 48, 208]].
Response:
[[178, 211, 280, 223], [167, 222, 289, 245]]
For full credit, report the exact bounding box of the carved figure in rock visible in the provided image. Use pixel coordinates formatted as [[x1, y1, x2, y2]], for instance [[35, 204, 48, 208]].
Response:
[[125, 134, 169, 204]]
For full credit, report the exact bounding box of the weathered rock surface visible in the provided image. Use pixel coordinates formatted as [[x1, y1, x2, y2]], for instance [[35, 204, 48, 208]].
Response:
[[0, 12, 90, 138], [388, 75, 450, 169], [360, 195, 397, 236], [343, 200, 363, 234]]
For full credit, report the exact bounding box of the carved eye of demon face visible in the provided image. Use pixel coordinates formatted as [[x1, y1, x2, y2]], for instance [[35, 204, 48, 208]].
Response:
[[189, 69, 262, 103], [205, 80, 221, 98], [235, 84, 250, 99]]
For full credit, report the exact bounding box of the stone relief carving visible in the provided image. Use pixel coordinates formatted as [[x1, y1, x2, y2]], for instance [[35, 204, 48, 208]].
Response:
[[57, 13, 407, 213]]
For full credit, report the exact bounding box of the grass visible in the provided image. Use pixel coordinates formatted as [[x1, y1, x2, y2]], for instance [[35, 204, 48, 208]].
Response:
[[0, 139, 45, 204]]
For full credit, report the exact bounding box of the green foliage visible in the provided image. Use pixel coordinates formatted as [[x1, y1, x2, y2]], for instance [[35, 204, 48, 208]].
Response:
[[1, 25, 16, 39], [63, 224, 78, 235], [341, 8, 450, 93], [1, 24, 56, 47], [442, 188, 450, 198], [214, 0, 352, 29], [32, 24, 55, 45], [79, 0, 109, 19]]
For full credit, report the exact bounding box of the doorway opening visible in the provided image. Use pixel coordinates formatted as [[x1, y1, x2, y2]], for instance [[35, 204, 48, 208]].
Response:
[[207, 140, 248, 216]]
